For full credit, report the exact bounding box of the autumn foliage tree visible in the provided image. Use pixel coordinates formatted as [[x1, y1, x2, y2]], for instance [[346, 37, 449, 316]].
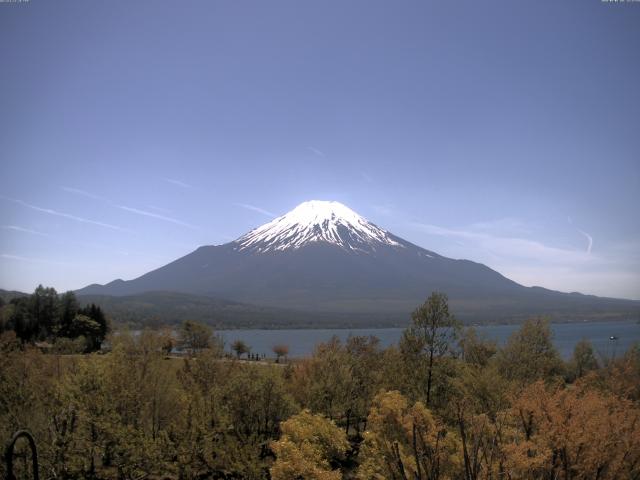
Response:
[[273, 344, 289, 362], [504, 381, 640, 479], [357, 390, 460, 480], [270, 410, 349, 480]]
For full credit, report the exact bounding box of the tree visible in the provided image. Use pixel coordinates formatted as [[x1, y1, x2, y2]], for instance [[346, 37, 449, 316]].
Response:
[[448, 364, 511, 480], [270, 410, 349, 480], [178, 320, 211, 355], [69, 314, 100, 352], [58, 291, 79, 337], [273, 344, 289, 363], [231, 339, 250, 359], [496, 317, 563, 383], [158, 326, 175, 357], [78, 303, 109, 349], [582, 342, 640, 402], [8, 297, 37, 342], [290, 337, 352, 422], [357, 390, 459, 480], [401, 292, 460, 405], [505, 381, 640, 479], [459, 327, 497, 367], [571, 338, 599, 379], [224, 365, 297, 440], [29, 285, 58, 337], [343, 335, 384, 435], [1, 288, 108, 348]]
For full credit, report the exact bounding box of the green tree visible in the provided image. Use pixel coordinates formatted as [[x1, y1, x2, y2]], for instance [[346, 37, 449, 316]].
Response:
[[401, 292, 461, 405], [571, 338, 599, 379], [179, 320, 212, 355], [29, 284, 59, 337], [459, 327, 497, 367], [290, 337, 351, 422], [0, 298, 6, 334], [69, 314, 101, 352], [225, 365, 297, 439], [496, 317, 563, 383], [9, 297, 38, 342], [231, 339, 250, 359], [343, 335, 384, 435], [78, 303, 109, 350], [58, 291, 79, 337], [158, 326, 175, 357]]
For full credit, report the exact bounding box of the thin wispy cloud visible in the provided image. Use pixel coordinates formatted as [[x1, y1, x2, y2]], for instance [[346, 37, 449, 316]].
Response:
[[4, 197, 125, 231], [1, 225, 49, 237], [1, 253, 69, 266], [164, 178, 194, 189], [307, 146, 326, 157], [235, 203, 277, 218], [147, 205, 173, 214], [566, 216, 593, 254], [61, 187, 198, 230], [411, 221, 594, 264], [469, 217, 532, 235], [117, 205, 199, 229], [61, 186, 109, 202], [578, 229, 593, 254], [2, 224, 133, 255]]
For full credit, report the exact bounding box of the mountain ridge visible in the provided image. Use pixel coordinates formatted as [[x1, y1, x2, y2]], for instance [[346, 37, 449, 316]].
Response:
[[76, 201, 640, 324]]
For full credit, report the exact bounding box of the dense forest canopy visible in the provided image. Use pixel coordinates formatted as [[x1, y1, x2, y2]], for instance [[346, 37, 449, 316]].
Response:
[[0, 292, 639, 479], [0, 285, 109, 353]]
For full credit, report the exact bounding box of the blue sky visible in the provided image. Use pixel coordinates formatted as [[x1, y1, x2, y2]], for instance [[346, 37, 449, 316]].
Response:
[[1, 0, 639, 299]]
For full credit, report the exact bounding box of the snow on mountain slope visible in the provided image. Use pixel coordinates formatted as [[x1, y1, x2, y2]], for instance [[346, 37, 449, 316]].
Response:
[[234, 200, 404, 253]]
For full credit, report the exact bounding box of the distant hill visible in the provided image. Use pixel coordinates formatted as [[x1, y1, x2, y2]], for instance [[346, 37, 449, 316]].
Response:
[[0, 289, 29, 303], [76, 201, 640, 326], [76, 291, 397, 329], [75, 290, 638, 329]]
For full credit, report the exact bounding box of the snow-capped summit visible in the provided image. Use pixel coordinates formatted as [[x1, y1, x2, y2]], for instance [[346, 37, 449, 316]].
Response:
[[234, 200, 404, 253]]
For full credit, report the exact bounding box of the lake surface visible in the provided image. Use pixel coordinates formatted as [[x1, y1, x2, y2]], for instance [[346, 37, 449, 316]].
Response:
[[217, 320, 640, 359]]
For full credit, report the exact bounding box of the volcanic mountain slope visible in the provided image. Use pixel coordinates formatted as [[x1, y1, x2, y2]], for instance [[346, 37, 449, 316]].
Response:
[[77, 201, 640, 323]]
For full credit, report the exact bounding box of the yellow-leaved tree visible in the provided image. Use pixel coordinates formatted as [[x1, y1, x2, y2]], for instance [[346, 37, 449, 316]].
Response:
[[270, 409, 349, 480], [357, 390, 461, 480]]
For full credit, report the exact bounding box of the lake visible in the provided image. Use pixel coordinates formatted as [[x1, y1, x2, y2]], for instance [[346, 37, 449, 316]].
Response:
[[217, 319, 640, 359]]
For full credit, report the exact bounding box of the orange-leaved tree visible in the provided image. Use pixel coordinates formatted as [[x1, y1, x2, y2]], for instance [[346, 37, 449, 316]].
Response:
[[504, 381, 640, 479]]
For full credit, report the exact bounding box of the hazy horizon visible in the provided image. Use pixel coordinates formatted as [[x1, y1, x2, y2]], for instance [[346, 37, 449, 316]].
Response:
[[1, 1, 639, 299]]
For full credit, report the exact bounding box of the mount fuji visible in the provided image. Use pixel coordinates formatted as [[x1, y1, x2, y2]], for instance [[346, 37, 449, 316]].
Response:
[[77, 201, 639, 325]]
